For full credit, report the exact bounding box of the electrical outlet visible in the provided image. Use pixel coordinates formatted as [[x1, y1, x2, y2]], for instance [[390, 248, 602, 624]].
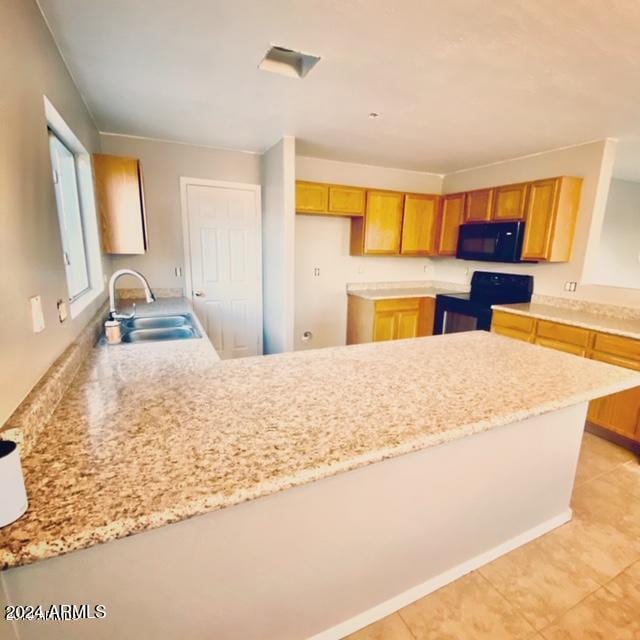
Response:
[[30, 295, 45, 333], [313, 267, 320, 276], [174, 267, 183, 277], [564, 281, 577, 292], [57, 299, 68, 323]]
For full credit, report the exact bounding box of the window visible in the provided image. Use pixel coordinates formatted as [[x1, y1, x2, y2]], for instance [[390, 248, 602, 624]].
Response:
[[48, 130, 90, 299], [44, 96, 103, 317]]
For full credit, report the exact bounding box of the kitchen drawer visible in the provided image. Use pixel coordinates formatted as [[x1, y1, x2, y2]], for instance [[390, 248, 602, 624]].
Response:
[[374, 298, 420, 312], [534, 336, 587, 357], [492, 311, 536, 334], [590, 350, 640, 372], [492, 325, 534, 343], [536, 320, 590, 347], [592, 333, 640, 364]]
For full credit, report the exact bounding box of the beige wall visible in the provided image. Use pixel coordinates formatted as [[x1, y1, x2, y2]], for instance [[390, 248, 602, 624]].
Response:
[[590, 178, 640, 291], [0, 0, 106, 426], [100, 134, 262, 291], [294, 157, 443, 350], [262, 137, 296, 354], [436, 140, 640, 307]]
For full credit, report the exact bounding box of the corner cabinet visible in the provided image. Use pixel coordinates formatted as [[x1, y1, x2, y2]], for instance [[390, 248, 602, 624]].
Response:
[[491, 312, 640, 449], [347, 296, 435, 345], [92, 154, 148, 254]]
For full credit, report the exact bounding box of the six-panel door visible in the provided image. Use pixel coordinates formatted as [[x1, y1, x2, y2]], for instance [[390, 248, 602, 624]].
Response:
[[185, 182, 261, 359]]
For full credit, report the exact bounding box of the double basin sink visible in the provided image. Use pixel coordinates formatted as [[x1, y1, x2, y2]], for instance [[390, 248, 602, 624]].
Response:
[[120, 314, 201, 343]]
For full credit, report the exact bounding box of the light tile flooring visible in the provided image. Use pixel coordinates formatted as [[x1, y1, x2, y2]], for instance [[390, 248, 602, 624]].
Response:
[[344, 432, 640, 640]]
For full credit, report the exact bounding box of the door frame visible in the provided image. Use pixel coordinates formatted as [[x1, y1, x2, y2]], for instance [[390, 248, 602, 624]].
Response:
[[179, 176, 264, 356]]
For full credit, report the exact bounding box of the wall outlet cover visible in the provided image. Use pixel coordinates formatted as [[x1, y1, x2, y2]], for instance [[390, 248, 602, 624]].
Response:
[[30, 295, 45, 333]]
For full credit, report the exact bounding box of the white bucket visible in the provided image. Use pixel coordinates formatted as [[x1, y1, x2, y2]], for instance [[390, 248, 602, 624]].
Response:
[[0, 440, 28, 528]]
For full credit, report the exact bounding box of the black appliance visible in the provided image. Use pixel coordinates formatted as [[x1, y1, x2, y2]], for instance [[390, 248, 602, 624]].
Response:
[[433, 271, 533, 335], [456, 221, 528, 263]]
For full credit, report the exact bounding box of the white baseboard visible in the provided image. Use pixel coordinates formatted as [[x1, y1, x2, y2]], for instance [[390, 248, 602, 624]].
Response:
[[308, 509, 571, 640]]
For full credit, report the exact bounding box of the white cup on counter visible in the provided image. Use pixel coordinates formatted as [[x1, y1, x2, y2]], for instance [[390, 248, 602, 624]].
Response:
[[0, 440, 28, 528]]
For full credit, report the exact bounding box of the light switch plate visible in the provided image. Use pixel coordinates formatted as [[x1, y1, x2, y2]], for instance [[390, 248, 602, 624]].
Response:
[[30, 295, 45, 333]]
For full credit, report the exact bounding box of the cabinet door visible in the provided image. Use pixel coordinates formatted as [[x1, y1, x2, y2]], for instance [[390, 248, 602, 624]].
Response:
[[438, 193, 465, 255], [587, 386, 640, 440], [373, 311, 397, 342], [400, 194, 439, 255], [521, 178, 559, 261], [363, 191, 404, 254], [328, 185, 365, 216], [296, 181, 329, 213], [396, 309, 420, 339], [464, 189, 494, 222], [93, 154, 147, 254], [493, 183, 529, 220]]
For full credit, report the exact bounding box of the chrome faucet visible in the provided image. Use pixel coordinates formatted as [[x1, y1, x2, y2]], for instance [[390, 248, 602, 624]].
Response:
[[108, 269, 156, 321]]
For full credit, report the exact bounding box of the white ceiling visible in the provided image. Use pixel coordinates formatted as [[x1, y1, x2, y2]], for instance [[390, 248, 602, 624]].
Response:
[[38, 0, 640, 178]]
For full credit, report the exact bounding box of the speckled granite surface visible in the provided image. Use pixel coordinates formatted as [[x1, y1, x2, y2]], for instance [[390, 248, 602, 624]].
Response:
[[2, 325, 639, 571], [347, 280, 467, 300], [493, 302, 640, 340]]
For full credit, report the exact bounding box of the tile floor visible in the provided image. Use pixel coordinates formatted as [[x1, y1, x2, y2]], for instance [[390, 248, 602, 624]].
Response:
[[344, 431, 640, 640]]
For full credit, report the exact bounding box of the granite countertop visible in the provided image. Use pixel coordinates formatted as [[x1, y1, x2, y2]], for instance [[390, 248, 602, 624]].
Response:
[[347, 280, 468, 301], [1, 316, 639, 570], [493, 302, 640, 341]]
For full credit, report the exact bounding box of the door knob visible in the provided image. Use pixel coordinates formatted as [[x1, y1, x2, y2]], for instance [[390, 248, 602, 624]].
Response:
[[193, 290, 205, 297]]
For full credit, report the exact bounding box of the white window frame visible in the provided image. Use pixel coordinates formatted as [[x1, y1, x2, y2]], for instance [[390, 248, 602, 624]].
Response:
[[44, 96, 104, 318]]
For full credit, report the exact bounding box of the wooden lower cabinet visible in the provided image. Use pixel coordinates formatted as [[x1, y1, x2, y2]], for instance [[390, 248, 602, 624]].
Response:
[[491, 311, 640, 448], [347, 296, 435, 345]]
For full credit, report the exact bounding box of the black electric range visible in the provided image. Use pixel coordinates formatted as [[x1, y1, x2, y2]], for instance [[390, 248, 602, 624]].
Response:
[[433, 271, 533, 335]]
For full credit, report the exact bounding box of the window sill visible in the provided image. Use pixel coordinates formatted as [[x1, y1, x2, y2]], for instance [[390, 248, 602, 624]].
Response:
[[69, 284, 104, 320]]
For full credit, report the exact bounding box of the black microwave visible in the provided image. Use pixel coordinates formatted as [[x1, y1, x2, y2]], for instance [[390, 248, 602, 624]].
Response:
[[456, 221, 529, 263]]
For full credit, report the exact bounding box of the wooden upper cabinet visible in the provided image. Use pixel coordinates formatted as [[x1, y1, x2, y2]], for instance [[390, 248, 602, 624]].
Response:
[[93, 154, 147, 254], [352, 190, 404, 255], [400, 194, 440, 255], [295, 181, 328, 213], [328, 185, 365, 216], [464, 188, 494, 222], [492, 182, 529, 220], [438, 193, 465, 255], [521, 176, 582, 262]]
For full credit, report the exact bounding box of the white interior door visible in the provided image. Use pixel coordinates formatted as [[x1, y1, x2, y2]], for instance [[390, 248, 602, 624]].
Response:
[[184, 181, 262, 359]]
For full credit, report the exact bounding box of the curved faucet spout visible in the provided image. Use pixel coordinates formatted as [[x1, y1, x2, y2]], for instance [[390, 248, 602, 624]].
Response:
[[108, 269, 156, 320]]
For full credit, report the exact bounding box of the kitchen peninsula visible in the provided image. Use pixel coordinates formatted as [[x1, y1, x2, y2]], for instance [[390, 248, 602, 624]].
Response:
[[2, 302, 639, 640]]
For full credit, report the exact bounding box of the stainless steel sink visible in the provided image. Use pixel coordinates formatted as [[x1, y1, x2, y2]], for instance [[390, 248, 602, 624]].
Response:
[[122, 314, 192, 330], [121, 326, 200, 343], [117, 314, 201, 343]]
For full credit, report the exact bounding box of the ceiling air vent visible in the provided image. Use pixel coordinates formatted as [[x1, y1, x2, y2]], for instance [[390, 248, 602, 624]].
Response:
[[258, 46, 320, 79]]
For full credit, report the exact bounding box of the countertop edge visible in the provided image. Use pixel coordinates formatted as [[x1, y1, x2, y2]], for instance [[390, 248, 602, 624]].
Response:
[[492, 304, 640, 341], [2, 368, 638, 571]]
